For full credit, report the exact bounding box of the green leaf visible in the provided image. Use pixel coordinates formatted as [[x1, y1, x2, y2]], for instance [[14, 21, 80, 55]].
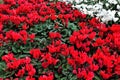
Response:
[[5, 50, 9, 54], [55, 74, 60, 79], [94, 75, 101, 80], [61, 29, 69, 37], [5, 70, 16, 78], [61, 77, 67, 80], [0, 62, 6, 70], [0, 62, 6, 78], [12, 46, 17, 53], [68, 22, 78, 31], [47, 24, 54, 29], [18, 54, 30, 58], [62, 69, 69, 75], [23, 50, 29, 54], [70, 75, 77, 80], [0, 50, 4, 57], [55, 61, 61, 68]]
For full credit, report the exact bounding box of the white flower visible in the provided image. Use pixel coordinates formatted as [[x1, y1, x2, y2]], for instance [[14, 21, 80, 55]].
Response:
[[73, 5, 81, 9], [113, 18, 119, 22], [75, 0, 83, 3], [117, 5, 120, 10], [105, 3, 109, 7], [108, 0, 117, 4], [118, 12, 120, 16]]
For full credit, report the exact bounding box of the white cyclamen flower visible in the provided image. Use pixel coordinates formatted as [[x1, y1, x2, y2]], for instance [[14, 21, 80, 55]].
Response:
[[108, 0, 117, 4], [117, 5, 120, 10], [105, 3, 109, 7]]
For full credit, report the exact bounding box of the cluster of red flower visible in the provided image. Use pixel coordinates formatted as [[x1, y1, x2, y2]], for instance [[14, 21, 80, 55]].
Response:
[[0, 0, 120, 80], [2, 52, 55, 80], [2, 53, 36, 80], [68, 18, 120, 79]]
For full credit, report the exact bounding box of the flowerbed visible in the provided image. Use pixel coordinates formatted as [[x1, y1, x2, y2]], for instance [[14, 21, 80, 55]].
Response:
[[0, 0, 120, 80]]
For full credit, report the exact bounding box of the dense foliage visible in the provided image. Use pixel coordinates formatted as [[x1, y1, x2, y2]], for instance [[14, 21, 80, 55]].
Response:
[[0, 0, 120, 80]]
